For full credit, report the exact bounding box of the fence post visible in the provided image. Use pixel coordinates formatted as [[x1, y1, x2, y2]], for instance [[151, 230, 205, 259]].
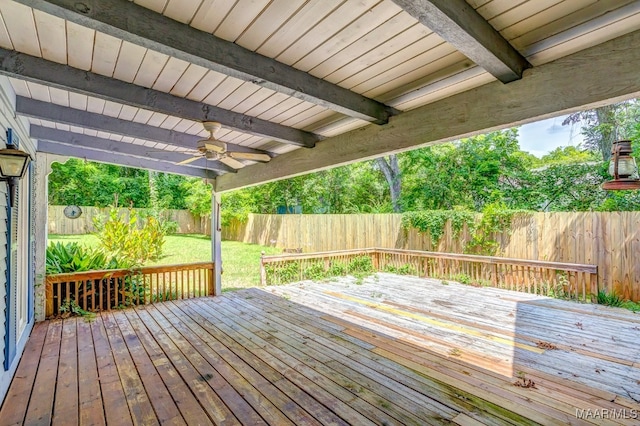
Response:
[[260, 251, 267, 286], [372, 250, 379, 271]]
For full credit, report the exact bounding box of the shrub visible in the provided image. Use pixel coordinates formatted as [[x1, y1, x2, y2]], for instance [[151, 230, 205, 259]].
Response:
[[45, 242, 133, 274], [93, 208, 167, 264], [347, 256, 374, 275], [383, 264, 417, 275]]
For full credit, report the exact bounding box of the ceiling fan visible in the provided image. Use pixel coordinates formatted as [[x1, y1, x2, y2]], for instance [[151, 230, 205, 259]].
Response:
[[177, 121, 271, 169]]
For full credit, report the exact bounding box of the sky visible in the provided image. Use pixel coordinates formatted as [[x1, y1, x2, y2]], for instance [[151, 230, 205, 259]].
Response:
[[517, 114, 585, 158]]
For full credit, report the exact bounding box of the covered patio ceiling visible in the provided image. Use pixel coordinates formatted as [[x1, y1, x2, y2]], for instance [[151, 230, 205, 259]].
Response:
[[1, 0, 640, 191]]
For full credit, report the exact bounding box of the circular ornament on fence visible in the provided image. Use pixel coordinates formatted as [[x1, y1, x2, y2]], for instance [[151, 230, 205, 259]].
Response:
[[63, 205, 83, 219]]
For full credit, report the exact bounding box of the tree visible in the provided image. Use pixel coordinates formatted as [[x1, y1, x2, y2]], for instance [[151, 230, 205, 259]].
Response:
[[375, 155, 402, 212], [563, 101, 640, 161]]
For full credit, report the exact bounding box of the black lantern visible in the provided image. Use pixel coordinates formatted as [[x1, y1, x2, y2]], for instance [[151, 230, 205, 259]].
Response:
[[602, 140, 640, 191], [0, 143, 32, 207]]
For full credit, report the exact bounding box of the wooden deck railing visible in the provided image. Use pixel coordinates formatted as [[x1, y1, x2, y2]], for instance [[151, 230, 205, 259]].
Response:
[[45, 262, 215, 317], [261, 248, 599, 302]]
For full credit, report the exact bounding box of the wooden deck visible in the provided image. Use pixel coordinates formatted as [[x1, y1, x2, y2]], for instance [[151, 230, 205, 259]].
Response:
[[1, 274, 639, 425]]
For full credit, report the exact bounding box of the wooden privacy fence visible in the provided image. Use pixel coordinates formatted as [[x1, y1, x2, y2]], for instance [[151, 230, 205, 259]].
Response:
[[45, 262, 214, 317], [48, 205, 208, 235], [261, 248, 599, 302], [228, 212, 640, 301]]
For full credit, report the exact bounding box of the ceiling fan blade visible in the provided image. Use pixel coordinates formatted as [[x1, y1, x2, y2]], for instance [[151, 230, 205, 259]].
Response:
[[229, 152, 271, 162], [176, 156, 202, 165], [219, 156, 246, 169]]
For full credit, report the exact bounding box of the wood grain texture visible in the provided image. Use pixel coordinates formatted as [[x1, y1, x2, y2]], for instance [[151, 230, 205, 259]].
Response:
[[16, 0, 395, 124], [31, 125, 235, 173], [1, 280, 637, 425], [216, 29, 640, 192], [226, 212, 640, 301], [19, 97, 273, 155], [37, 140, 219, 178], [389, 0, 530, 82], [0, 48, 318, 147]]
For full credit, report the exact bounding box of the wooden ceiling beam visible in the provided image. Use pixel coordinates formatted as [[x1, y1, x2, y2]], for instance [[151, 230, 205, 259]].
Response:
[[31, 126, 236, 173], [0, 49, 318, 147], [390, 0, 530, 83], [16, 0, 395, 124], [215, 30, 640, 192], [37, 140, 219, 178], [17, 97, 273, 158]]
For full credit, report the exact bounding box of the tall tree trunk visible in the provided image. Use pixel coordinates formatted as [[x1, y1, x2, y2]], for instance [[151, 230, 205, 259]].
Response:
[[595, 105, 616, 162], [376, 155, 402, 212]]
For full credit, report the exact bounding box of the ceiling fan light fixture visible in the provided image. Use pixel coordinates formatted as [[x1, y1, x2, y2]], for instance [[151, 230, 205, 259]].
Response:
[[177, 121, 272, 170]]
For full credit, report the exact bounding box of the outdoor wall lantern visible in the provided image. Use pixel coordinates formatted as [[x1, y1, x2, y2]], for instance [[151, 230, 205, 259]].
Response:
[[0, 141, 32, 207], [602, 140, 640, 191]]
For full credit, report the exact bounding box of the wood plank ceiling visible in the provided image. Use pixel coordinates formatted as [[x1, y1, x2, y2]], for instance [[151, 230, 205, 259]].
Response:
[[0, 0, 639, 184]]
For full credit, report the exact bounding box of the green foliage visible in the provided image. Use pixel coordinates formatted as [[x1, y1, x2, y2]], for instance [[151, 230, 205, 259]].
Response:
[[597, 290, 624, 307], [347, 256, 374, 275], [451, 273, 472, 285], [182, 179, 213, 217], [383, 264, 416, 275], [539, 146, 600, 165], [93, 208, 167, 264], [621, 300, 640, 312], [59, 299, 96, 320], [265, 261, 300, 285], [302, 263, 326, 281], [48, 159, 192, 208], [401, 209, 475, 245], [465, 202, 529, 255], [327, 262, 347, 276], [267, 255, 374, 285], [45, 242, 132, 274], [400, 129, 530, 211]]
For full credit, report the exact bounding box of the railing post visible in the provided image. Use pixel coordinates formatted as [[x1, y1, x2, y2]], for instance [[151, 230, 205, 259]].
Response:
[[591, 269, 599, 303], [492, 263, 498, 287], [45, 280, 53, 318], [211, 190, 222, 296], [260, 251, 267, 286], [208, 264, 215, 296], [372, 250, 379, 271]]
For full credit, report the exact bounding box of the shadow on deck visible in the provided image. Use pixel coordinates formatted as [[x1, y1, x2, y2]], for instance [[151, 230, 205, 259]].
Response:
[[1, 274, 639, 425]]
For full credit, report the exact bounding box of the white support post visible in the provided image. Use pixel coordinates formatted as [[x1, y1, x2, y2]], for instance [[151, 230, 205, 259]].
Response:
[[211, 189, 222, 296], [33, 153, 64, 321]]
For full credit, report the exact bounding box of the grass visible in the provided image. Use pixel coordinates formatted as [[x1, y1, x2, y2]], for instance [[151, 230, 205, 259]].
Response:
[[48, 234, 281, 290]]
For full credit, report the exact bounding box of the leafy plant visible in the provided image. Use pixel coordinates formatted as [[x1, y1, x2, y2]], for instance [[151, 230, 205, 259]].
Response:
[[402, 209, 475, 246], [266, 255, 374, 285], [465, 202, 530, 255], [93, 207, 167, 264], [451, 273, 472, 285], [302, 263, 326, 281], [59, 299, 96, 321], [621, 301, 640, 312], [265, 261, 300, 285], [384, 264, 417, 275], [46, 242, 133, 274], [327, 262, 347, 277], [347, 256, 374, 275], [597, 290, 624, 307]]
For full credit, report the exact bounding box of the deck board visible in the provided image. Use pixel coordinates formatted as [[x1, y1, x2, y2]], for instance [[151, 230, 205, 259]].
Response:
[[2, 274, 639, 425]]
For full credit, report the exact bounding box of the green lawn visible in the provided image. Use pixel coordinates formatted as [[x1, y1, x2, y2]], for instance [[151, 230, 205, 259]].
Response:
[[48, 234, 281, 290]]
